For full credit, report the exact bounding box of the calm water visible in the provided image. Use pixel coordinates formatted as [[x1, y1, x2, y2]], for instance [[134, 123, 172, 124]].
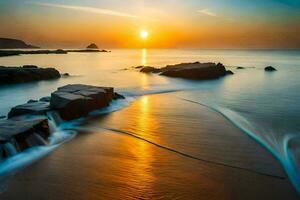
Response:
[[0, 49, 300, 195]]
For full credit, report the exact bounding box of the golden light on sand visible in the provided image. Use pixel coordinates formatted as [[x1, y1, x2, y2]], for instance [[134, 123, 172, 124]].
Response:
[[140, 30, 149, 40]]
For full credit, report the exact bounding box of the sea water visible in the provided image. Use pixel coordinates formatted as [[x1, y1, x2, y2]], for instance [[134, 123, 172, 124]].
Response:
[[0, 49, 299, 193]]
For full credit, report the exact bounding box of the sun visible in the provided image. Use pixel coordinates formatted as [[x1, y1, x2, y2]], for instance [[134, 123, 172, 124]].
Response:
[[140, 30, 149, 40]]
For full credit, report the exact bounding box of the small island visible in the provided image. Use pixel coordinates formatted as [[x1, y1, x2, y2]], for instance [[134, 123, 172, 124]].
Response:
[[86, 43, 99, 49], [139, 62, 233, 80]]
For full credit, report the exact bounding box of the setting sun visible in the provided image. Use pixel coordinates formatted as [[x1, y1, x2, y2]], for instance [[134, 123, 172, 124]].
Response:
[[140, 30, 149, 40]]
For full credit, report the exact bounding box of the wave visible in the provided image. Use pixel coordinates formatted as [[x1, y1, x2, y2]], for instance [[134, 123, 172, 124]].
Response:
[[179, 97, 300, 195]]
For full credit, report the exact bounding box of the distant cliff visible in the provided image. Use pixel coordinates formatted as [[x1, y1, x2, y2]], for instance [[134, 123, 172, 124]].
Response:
[[0, 38, 39, 49]]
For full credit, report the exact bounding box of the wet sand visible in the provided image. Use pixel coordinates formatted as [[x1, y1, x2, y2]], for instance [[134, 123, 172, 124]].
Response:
[[1, 93, 298, 199]]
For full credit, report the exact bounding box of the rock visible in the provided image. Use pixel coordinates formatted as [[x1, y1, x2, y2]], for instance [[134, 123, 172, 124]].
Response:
[[86, 43, 98, 49], [23, 65, 38, 69], [0, 117, 50, 158], [0, 66, 61, 85], [39, 96, 51, 102], [8, 101, 51, 118], [0, 116, 5, 119], [62, 73, 70, 77], [159, 62, 227, 80], [226, 70, 234, 75], [265, 66, 277, 71], [237, 67, 245, 69], [0, 38, 39, 49], [113, 92, 125, 100], [50, 84, 114, 120], [135, 66, 144, 69], [27, 99, 38, 103], [55, 49, 67, 54], [140, 66, 161, 73]]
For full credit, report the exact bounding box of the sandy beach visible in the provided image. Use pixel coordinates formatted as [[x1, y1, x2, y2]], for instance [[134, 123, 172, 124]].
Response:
[[1, 93, 298, 199]]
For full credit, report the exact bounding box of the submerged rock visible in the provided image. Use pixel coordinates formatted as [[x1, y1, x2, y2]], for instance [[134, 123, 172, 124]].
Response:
[[0, 66, 61, 85], [39, 96, 51, 102], [27, 99, 38, 103], [50, 84, 115, 120], [226, 70, 234, 75], [265, 66, 277, 71], [237, 67, 245, 69], [0, 117, 50, 158]]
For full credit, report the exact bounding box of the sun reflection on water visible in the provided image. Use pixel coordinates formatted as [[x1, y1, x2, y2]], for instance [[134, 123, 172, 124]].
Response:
[[127, 95, 159, 196], [141, 49, 147, 66]]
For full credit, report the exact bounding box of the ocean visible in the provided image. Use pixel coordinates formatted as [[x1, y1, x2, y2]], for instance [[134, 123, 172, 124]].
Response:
[[0, 49, 299, 197]]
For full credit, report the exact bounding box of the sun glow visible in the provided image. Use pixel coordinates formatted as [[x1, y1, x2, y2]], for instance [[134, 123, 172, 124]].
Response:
[[140, 30, 149, 40]]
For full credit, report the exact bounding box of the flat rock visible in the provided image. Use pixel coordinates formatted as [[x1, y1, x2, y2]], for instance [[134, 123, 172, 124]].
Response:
[[50, 84, 115, 120], [0, 66, 61, 85], [8, 101, 50, 118], [0, 117, 50, 158]]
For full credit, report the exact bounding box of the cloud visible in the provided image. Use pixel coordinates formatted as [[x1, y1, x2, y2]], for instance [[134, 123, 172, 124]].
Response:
[[27, 2, 138, 18], [197, 9, 217, 17]]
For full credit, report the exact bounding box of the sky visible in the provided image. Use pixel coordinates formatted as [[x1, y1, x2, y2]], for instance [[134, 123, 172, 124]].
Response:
[[0, 0, 299, 49]]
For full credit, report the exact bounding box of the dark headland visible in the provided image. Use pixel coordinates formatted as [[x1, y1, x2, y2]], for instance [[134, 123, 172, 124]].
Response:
[[0, 38, 39, 49], [0, 38, 109, 57]]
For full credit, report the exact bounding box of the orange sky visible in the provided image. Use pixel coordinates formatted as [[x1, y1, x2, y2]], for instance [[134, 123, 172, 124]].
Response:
[[0, 1, 299, 49]]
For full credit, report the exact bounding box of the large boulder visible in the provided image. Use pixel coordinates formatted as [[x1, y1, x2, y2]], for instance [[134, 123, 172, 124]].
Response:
[[0, 66, 61, 85], [0, 117, 50, 159], [50, 84, 114, 120], [139, 62, 228, 80], [161, 62, 227, 79], [8, 101, 50, 118]]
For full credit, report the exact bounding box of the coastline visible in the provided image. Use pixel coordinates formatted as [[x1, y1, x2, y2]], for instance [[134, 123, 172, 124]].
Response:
[[1, 93, 298, 199]]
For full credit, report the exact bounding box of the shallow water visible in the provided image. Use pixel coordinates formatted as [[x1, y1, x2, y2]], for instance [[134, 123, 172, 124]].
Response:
[[0, 49, 300, 194]]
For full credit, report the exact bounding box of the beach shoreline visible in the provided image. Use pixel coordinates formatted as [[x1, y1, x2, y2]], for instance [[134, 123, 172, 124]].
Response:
[[1, 93, 298, 199]]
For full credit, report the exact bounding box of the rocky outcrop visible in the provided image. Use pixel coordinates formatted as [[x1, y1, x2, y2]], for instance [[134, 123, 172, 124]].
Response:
[[86, 43, 98, 49], [265, 66, 277, 71], [0, 117, 50, 158], [1, 84, 125, 160], [139, 62, 230, 80], [50, 84, 115, 120], [0, 66, 61, 85], [0, 38, 39, 49]]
